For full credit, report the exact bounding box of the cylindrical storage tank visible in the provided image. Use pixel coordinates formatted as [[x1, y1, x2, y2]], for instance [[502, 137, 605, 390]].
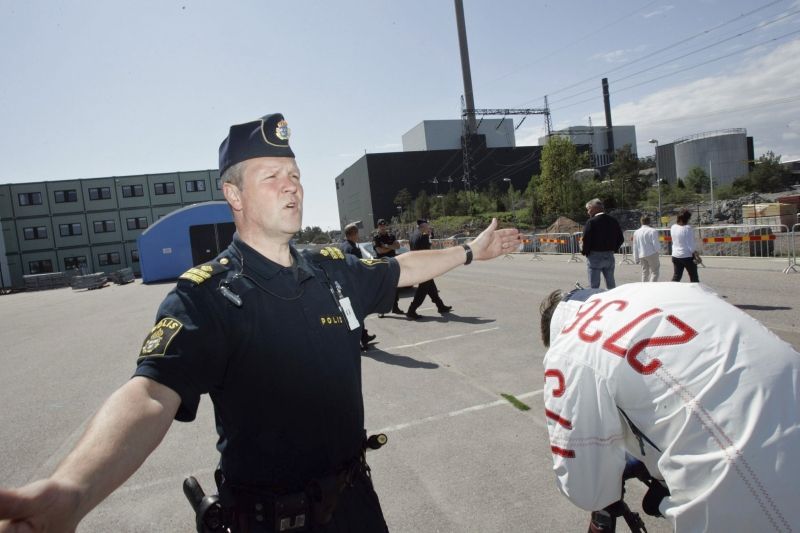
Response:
[[674, 130, 750, 186]]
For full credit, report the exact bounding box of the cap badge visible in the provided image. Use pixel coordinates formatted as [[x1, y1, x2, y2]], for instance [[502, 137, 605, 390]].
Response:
[[275, 119, 290, 141]]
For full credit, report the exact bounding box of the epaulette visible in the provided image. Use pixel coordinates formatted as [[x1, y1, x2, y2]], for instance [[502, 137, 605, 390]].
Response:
[[178, 258, 231, 285], [312, 246, 347, 262]]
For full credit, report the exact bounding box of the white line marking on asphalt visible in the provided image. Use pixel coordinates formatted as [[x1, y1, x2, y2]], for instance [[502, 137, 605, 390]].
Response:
[[373, 388, 544, 434], [386, 327, 499, 351]]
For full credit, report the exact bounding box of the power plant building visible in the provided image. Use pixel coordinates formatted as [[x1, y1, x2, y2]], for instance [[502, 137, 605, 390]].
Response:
[[538, 125, 637, 169], [336, 119, 544, 232], [654, 129, 754, 186]]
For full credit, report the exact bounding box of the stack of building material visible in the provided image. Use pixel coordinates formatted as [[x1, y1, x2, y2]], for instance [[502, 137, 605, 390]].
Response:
[[742, 203, 795, 231], [108, 267, 135, 285], [71, 273, 108, 291], [23, 272, 68, 291]]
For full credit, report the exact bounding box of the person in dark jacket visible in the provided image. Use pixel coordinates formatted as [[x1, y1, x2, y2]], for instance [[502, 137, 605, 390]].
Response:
[[373, 219, 404, 315], [406, 219, 453, 320], [339, 223, 377, 350], [581, 198, 624, 289]]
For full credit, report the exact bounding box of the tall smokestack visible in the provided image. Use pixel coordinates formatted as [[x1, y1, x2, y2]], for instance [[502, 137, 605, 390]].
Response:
[[602, 77, 614, 156], [454, 0, 477, 135]]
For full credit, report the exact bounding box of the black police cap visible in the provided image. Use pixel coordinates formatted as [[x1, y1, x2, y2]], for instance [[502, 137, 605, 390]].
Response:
[[218, 113, 295, 177], [417, 219, 428, 226], [377, 219, 387, 226]]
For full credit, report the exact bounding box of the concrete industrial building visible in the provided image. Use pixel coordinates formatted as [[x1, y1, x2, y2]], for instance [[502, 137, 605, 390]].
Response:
[[654, 129, 754, 186], [538, 125, 638, 170], [1, 169, 222, 288], [336, 119, 543, 232]]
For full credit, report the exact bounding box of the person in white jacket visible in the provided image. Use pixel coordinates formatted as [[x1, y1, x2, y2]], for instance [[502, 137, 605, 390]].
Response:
[[632, 215, 661, 282], [539, 282, 799, 532]]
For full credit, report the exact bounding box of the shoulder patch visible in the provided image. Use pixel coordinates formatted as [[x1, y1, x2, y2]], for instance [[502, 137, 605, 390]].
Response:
[[138, 317, 183, 360], [359, 258, 389, 267], [317, 246, 346, 261], [179, 259, 230, 285]]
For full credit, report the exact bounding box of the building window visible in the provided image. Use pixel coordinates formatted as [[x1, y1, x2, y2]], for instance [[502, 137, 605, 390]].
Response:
[[154, 182, 176, 195], [88, 187, 111, 200], [126, 217, 148, 230], [121, 184, 144, 198], [130, 249, 140, 263], [18, 192, 43, 206], [58, 223, 82, 237], [64, 256, 87, 270], [185, 180, 207, 192], [98, 252, 121, 266], [93, 220, 116, 233], [54, 189, 78, 203], [28, 259, 53, 274], [23, 226, 48, 240], [215, 178, 222, 190]]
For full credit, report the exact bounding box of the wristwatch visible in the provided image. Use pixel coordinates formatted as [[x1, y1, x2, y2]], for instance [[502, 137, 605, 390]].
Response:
[[462, 244, 473, 265]]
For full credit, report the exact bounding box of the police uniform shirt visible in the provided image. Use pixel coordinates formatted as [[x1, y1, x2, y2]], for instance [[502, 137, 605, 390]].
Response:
[[338, 239, 362, 259], [409, 230, 431, 251], [542, 282, 800, 531], [372, 232, 397, 258], [134, 234, 400, 490]]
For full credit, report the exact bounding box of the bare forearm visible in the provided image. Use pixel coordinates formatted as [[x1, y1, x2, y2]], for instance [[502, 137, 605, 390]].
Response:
[[396, 245, 466, 287], [51, 377, 179, 521]]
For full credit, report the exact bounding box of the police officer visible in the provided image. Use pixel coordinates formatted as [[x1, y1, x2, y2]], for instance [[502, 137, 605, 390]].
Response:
[[339, 222, 377, 351], [0, 113, 521, 532], [406, 219, 452, 320], [372, 219, 404, 316]]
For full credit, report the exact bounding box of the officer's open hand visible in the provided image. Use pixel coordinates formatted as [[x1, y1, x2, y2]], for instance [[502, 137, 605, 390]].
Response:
[[0, 479, 82, 533], [468, 218, 521, 261]]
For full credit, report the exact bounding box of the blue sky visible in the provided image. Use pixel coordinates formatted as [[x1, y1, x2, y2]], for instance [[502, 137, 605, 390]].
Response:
[[2, 0, 799, 229]]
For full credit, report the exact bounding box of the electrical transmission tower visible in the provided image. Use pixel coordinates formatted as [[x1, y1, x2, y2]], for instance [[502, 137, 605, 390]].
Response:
[[460, 98, 552, 189]]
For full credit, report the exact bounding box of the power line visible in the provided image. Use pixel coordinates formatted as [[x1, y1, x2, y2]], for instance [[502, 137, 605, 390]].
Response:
[[543, 0, 785, 101], [549, 5, 800, 107], [550, 28, 800, 114], [636, 94, 800, 126]]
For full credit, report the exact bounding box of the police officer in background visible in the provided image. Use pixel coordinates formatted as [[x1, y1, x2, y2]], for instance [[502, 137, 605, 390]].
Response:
[[339, 222, 377, 351], [406, 219, 452, 320], [373, 219, 404, 316], [0, 113, 521, 532]]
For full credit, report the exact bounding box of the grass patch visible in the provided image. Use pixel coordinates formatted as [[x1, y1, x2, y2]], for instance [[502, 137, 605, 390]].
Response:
[[501, 393, 531, 411]]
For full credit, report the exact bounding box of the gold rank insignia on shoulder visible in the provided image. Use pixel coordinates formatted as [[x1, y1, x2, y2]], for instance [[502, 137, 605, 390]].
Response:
[[179, 259, 230, 284], [319, 247, 345, 260], [138, 317, 183, 360], [359, 258, 388, 266]]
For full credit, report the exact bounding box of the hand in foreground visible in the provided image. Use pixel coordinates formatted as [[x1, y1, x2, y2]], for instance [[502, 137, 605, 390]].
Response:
[[0, 480, 81, 533], [468, 218, 521, 261]]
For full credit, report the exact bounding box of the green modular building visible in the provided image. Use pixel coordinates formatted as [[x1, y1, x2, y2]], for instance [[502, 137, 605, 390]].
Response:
[[0, 169, 223, 289]]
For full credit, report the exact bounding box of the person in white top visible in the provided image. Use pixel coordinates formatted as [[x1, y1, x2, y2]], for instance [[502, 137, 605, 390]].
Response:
[[540, 282, 800, 532], [669, 210, 698, 282], [632, 215, 661, 282]]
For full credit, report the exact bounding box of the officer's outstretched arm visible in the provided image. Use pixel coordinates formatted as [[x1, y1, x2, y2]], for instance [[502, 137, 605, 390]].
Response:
[[0, 376, 180, 532], [396, 218, 520, 287]]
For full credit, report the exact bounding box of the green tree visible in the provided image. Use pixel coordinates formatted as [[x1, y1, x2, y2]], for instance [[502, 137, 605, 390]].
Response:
[[683, 166, 713, 194], [608, 144, 645, 209], [538, 136, 589, 219], [733, 151, 793, 194], [393, 188, 413, 211], [413, 189, 431, 220]]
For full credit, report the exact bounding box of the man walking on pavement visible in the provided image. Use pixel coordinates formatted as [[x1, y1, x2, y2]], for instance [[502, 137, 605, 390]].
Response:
[[406, 219, 452, 320], [632, 215, 661, 282], [580, 198, 624, 289]]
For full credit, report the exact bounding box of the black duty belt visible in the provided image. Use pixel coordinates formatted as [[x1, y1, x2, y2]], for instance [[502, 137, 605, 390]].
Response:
[[221, 453, 368, 532]]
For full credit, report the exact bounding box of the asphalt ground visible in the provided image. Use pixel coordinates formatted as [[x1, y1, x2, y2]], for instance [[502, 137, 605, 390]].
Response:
[[0, 253, 797, 532]]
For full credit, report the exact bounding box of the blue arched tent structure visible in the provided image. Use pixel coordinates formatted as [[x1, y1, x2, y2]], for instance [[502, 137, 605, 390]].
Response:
[[138, 201, 234, 283]]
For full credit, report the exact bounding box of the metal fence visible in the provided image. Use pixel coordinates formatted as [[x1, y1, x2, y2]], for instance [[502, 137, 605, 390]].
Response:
[[425, 223, 800, 274]]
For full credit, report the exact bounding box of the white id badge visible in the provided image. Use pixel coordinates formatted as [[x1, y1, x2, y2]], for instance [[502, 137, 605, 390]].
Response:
[[339, 297, 360, 331]]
